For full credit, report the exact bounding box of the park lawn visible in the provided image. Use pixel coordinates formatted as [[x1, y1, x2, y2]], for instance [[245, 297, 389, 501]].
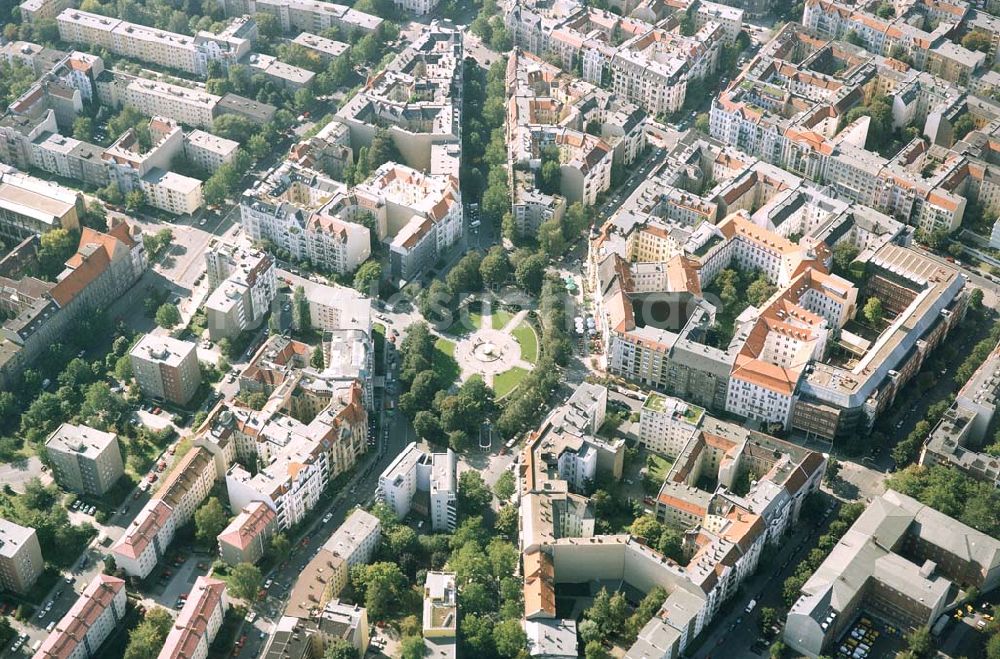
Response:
[[464, 300, 483, 331], [647, 453, 674, 482], [494, 366, 529, 398], [444, 317, 476, 336], [492, 309, 514, 330], [512, 323, 538, 363], [434, 338, 460, 385]]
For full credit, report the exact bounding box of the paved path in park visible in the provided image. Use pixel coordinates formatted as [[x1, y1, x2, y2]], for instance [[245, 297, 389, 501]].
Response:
[[450, 301, 535, 388]]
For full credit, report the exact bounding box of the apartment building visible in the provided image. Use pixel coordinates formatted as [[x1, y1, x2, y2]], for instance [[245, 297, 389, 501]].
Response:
[[726, 266, 855, 430], [291, 32, 350, 64], [216, 93, 277, 124], [112, 447, 220, 578], [801, 0, 977, 81], [31, 133, 110, 188], [45, 423, 124, 497], [215, 0, 380, 34], [377, 443, 458, 532], [519, 384, 623, 554], [304, 203, 374, 275], [227, 427, 331, 530], [184, 130, 240, 173], [518, 379, 825, 659], [0, 166, 82, 243], [101, 116, 204, 215], [326, 509, 380, 569], [203, 243, 276, 340], [247, 53, 316, 91], [313, 601, 369, 656], [794, 243, 967, 439], [142, 169, 204, 215], [354, 162, 463, 283], [158, 577, 228, 659], [129, 334, 201, 405], [512, 171, 566, 237], [336, 25, 462, 172], [591, 145, 962, 438], [288, 119, 354, 182], [19, 0, 71, 23], [57, 10, 244, 76], [391, 0, 437, 15], [284, 509, 381, 617], [610, 22, 724, 116], [422, 571, 457, 637], [920, 338, 1000, 486], [112, 499, 178, 579], [292, 279, 371, 334], [652, 415, 826, 539], [638, 393, 703, 457], [97, 75, 220, 130], [34, 575, 127, 659], [519, 397, 749, 658], [226, 358, 368, 529], [217, 501, 278, 566], [0, 519, 43, 594], [422, 572, 457, 658], [240, 162, 371, 275], [505, 49, 646, 227], [0, 222, 147, 391], [265, 602, 369, 657], [0, 108, 57, 171], [785, 490, 1000, 657], [708, 25, 968, 235], [509, 125, 613, 206]]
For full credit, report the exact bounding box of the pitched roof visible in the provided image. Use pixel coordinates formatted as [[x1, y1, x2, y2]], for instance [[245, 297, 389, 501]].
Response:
[[50, 223, 137, 307], [34, 575, 125, 659], [523, 550, 556, 619], [158, 577, 227, 659], [217, 501, 276, 551], [112, 499, 173, 560]]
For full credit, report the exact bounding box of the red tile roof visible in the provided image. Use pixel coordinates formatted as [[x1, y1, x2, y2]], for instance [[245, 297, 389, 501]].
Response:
[[158, 577, 227, 659], [113, 499, 173, 560], [218, 501, 276, 551], [34, 575, 125, 659]]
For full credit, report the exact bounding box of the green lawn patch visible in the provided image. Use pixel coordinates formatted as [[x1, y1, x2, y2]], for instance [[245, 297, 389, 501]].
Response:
[[647, 453, 674, 482], [443, 318, 476, 336], [494, 366, 529, 398], [467, 300, 484, 330], [433, 338, 460, 385], [492, 309, 514, 330], [512, 323, 538, 363]]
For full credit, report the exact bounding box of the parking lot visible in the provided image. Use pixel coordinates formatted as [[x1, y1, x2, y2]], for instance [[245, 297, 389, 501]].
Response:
[[833, 616, 904, 659], [149, 551, 213, 611]]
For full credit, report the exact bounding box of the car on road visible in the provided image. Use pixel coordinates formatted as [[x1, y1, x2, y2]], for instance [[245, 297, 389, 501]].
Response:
[[199, 218, 207, 226], [322, 513, 333, 524]]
